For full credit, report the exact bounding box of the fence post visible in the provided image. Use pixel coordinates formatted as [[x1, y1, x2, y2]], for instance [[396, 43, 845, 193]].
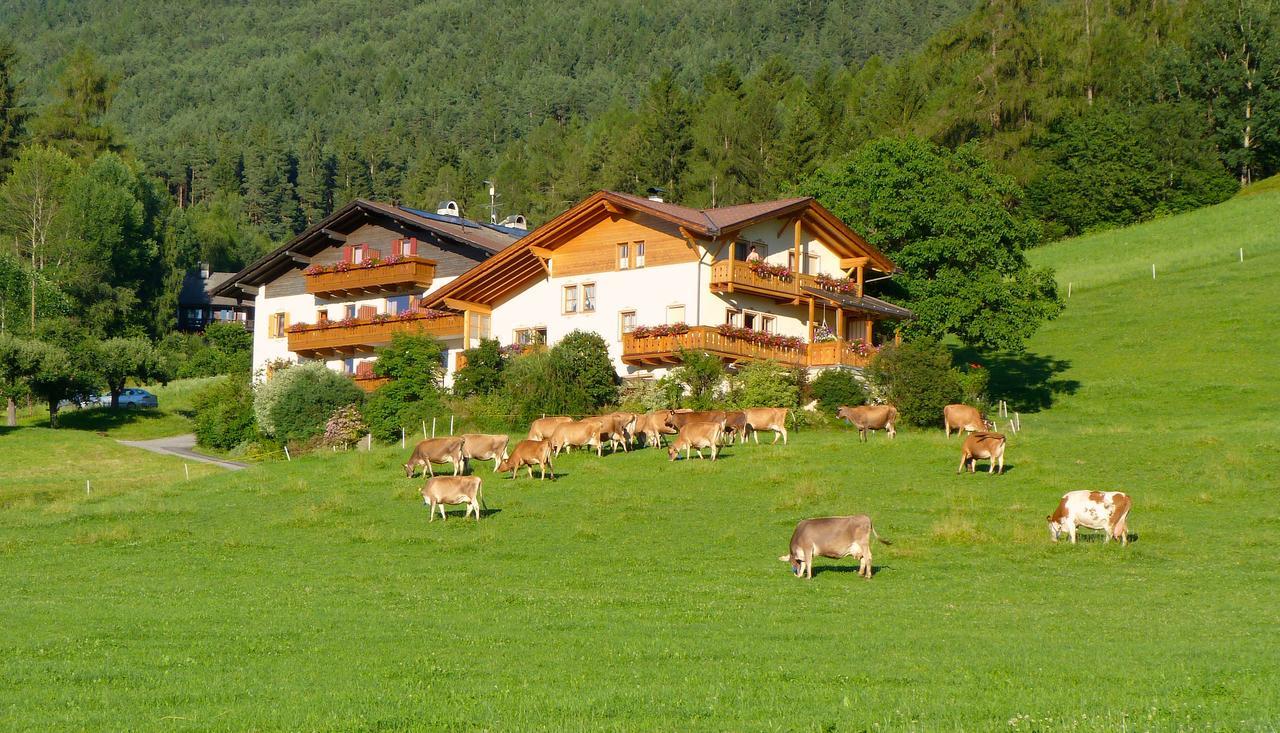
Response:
[[1067, 282, 1072, 298], [1152, 264, 1156, 279], [284, 446, 291, 461], [431, 417, 436, 438], [86, 480, 90, 496], [401, 427, 405, 449], [184, 463, 190, 481], [422, 420, 427, 438], [450, 415, 455, 435], [1240, 248, 1244, 263]]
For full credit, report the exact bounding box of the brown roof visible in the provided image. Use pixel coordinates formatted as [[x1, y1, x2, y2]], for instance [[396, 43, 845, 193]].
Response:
[[604, 191, 812, 235]]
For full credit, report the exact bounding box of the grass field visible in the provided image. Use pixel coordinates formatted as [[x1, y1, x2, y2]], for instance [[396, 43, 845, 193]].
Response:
[[2, 193, 1279, 730]]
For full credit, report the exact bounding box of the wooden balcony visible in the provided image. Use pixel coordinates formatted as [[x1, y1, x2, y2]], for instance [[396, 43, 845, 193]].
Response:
[[304, 257, 437, 299], [287, 313, 463, 357], [352, 375, 390, 392], [621, 326, 874, 368], [709, 259, 862, 302]]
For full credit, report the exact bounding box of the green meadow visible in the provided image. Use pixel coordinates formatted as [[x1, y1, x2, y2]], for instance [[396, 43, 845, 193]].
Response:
[[1, 192, 1278, 730]]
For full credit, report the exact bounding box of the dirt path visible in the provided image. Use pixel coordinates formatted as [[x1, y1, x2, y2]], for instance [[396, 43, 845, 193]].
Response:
[[117, 434, 248, 470]]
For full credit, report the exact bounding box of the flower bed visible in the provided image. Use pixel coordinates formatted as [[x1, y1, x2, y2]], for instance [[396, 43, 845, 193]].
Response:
[[715, 324, 804, 350], [746, 260, 793, 280], [630, 322, 690, 338], [304, 254, 406, 276], [814, 272, 860, 294], [285, 308, 454, 333]]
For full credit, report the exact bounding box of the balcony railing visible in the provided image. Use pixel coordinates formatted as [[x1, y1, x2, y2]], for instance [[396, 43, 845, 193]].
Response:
[[621, 326, 874, 368], [304, 256, 437, 299], [708, 260, 862, 301], [287, 312, 463, 357]]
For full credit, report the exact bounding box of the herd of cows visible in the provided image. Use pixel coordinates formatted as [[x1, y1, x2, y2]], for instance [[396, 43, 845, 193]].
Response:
[[402, 403, 1133, 578]]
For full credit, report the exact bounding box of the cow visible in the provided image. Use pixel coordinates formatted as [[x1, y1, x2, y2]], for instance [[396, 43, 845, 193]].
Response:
[[1048, 491, 1132, 545], [496, 439, 555, 480], [958, 431, 1006, 474], [635, 410, 676, 447], [528, 415, 573, 441], [837, 404, 898, 442], [591, 413, 636, 453], [460, 433, 511, 472], [722, 410, 751, 445], [943, 404, 995, 437], [667, 409, 728, 432], [550, 419, 603, 457], [778, 515, 890, 580], [403, 437, 466, 478], [743, 407, 790, 445], [420, 475, 484, 522], [667, 421, 723, 461]]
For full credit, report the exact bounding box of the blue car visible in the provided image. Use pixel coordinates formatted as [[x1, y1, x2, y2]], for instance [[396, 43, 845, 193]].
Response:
[[100, 388, 159, 409]]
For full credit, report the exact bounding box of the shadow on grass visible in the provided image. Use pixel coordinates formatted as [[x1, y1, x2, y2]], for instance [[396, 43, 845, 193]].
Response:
[[424, 507, 503, 520], [792, 564, 890, 578], [52, 406, 185, 434], [1069, 531, 1138, 545], [953, 348, 1080, 413], [957, 464, 1016, 475]]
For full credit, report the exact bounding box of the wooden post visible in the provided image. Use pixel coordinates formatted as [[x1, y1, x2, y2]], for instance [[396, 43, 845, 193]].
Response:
[[462, 310, 472, 350], [422, 420, 427, 438], [836, 306, 845, 342], [401, 427, 405, 449], [283, 446, 291, 461], [793, 219, 803, 287], [431, 417, 436, 438], [807, 298, 815, 343], [856, 266, 864, 297], [864, 319, 872, 344], [449, 415, 455, 435]]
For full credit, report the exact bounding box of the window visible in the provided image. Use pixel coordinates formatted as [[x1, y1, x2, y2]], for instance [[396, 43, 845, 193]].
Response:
[[514, 327, 548, 346], [725, 308, 742, 327], [343, 358, 356, 375], [666, 304, 685, 324], [634, 241, 645, 268], [386, 295, 410, 315], [562, 285, 578, 313], [619, 310, 637, 339], [469, 313, 491, 342], [581, 283, 596, 313], [617, 243, 630, 270], [788, 251, 822, 275], [316, 309, 329, 323], [760, 315, 776, 333], [733, 241, 754, 261], [808, 253, 820, 275], [268, 312, 287, 338], [352, 246, 366, 264], [742, 311, 756, 330]]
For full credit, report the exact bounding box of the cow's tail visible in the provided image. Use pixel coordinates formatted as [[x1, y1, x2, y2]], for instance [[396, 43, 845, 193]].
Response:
[[873, 525, 892, 546], [477, 483, 487, 512]]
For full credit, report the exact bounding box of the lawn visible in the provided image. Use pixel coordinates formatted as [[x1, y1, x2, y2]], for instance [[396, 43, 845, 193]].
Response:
[[21, 376, 221, 440], [1, 193, 1278, 730]]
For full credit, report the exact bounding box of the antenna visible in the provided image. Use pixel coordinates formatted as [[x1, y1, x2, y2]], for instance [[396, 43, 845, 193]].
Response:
[[484, 180, 499, 224]]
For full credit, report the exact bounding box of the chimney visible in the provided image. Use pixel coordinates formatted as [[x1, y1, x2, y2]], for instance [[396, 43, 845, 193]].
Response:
[[646, 186, 666, 203], [436, 200, 460, 217], [498, 214, 528, 231]]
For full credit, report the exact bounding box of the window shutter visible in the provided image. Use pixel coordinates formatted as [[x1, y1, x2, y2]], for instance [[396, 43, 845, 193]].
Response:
[[342, 245, 353, 263], [391, 239, 403, 256]]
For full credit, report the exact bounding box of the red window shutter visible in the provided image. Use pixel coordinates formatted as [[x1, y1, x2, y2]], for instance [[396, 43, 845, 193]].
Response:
[[391, 239, 402, 256], [358, 305, 377, 319], [342, 245, 353, 263]]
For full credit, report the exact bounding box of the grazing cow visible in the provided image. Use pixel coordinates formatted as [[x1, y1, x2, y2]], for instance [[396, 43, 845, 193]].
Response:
[[837, 404, 898, 442], [943, 404, 995, 437], [1048, 491, 1132, 545], [722, 410, 751, 445], [667, 421, 723, 461], [635, 410, 676, 447], [461, 433, 511, 472], [528, 416, 573, 441], [403, 437, 466, 478], [590, 413, 635, 453], [667, 410, 728, 431], [958, 431, 1006, 474], [496, 439, 555, 480], [743, 407, 790, 445], [421, 475, 484, 521], [550, 420, 604, 457], [778, 515, 890, 579]]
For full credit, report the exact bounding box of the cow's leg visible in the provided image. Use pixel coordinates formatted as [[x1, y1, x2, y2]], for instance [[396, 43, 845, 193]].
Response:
[[526, 465, 534, 479], [752, 428, 759, 445], [781, 426, 788, 445], [958, 454, 967, 474], [473, 499, 481, 521], [1068, 523, 1077, 544], [428, 501, 436, 521]]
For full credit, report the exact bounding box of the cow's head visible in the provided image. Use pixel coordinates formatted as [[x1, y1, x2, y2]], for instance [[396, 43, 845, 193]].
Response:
[[667, 446, 680, 461], [403, 462, 416, 478], [1046, 514, 1062, 542], [984, 418, 998, 431], [496, 457, 512, 473]]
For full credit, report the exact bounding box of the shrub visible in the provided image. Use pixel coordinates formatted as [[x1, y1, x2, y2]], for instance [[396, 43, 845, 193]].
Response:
[[452, 338, 504, 397], [447, 393, 511, 433], [269, 364, 364, 444], [731, 360, 798, 409], [866, 341, 962, 428], [956, 363, 990, 410], [158, 322, 252, 379], [669, 349, 724, 409], [191, 376, 256, 451], [618, 379, 665, 413], [550, 330, 618, 408], [322, 404, 367, 447], [501, 331, 620, 423], [810, 369, 868, 413], [363, 334, 447, 442]]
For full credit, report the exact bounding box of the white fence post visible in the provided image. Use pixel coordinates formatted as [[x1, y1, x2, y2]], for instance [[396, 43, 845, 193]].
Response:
[[1152, 264, 1156, 279], [422, 420, 427, 438], [401, 427, 405, 449], [431, 417, 436, 438], [283, 446, 291, 461]]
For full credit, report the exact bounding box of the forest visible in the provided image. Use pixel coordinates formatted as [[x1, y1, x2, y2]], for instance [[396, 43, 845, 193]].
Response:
[[0, 0, 1276, 344]]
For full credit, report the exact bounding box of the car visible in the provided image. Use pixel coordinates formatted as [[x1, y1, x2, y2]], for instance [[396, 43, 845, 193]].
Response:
[[57, 393, 100, 410], [100, 388, 159, 409]]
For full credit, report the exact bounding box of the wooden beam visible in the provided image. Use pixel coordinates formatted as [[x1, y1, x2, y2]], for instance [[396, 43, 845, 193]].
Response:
[[808, 298, 815, 343], [678, 226, 700, 246], [529, 246, 554, 260], [602, 200, 624, 216], [793, 218, 803, 276], [776, 215, 799, 239], [462, 310, 471, 351], [286, 251, 313, 264], [840, 256, 869, 270], [321, 229, 348, 242], [234, 283, 257, 296], [443, 298, 491, 315], [864, 319, 873, 344], [836, 306, 845, 341]]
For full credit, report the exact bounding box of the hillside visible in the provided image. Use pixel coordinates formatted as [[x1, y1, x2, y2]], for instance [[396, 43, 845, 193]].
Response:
[[1, 194, 1278, 727]]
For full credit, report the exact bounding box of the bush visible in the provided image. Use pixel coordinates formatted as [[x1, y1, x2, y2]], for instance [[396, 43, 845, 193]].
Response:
[[447, 393, 512, 433], [810, 369, 868, 413], [501, 331, 620, 423], [956, 363, 990, 409], [618, 379, 665, 413], [191, 376, 256, 451], [866, 341, 962, 428], [269, 364, 364, 444], [550, 330, 618, 407], [731, 360, 798, 409], [452, 338, 505, 397], [669, 349, 724, 410], [157, 322, 252, 379], [322, 404, 367, 447], [363, 333, 447, 442]]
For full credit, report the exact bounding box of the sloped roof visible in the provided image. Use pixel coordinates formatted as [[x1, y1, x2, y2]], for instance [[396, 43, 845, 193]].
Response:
[[210, 198, 527, 299], [179, 270, 243, 307], [801, 286, 914, 321], [604, 191, 813, 236]]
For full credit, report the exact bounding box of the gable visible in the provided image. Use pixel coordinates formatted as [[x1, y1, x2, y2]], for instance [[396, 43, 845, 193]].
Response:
[[551, 211, 698, 277]]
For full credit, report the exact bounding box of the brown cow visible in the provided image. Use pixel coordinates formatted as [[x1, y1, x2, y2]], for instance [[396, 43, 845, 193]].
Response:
[[958, 431, 1006, 474], [420, 475, 484, 521], [722, 410, 751, 445], [943, 404, 995, 437], [744, 407, 790, 445], [550, 420, 603, 457], [590, 413, 635, 453], [403, 437, 466, 478], [461, 433, 511, 472], [635, 410, 676, 447], [528, 416, 573, 441], [496, 439, 555, 480], [1048, 491, 1132, 545], [667, 409, 728, 431], [779, 515, 889, 579], [837, 404, 898, 442], [667, 421, 723, 461]]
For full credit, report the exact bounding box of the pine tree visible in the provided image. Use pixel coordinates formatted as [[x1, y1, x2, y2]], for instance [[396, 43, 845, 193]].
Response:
[[295, 128, 334, 225], [0, 39, 28, 177], [30, 47, 125, 163]]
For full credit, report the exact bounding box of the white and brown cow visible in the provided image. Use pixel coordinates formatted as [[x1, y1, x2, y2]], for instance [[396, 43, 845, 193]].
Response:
[[743, 407, 790, 445], [667, 421, 723, 461], [837, 404, 898, 442], [496, 439, 555, 480], [779, 515, 890, 579], [958, 431, 1006, 474], [1048, 491, 1132, 545], [403, 437, 466, 478], [943, 404, 995, 437], [460, 433, 511, 472], [421, 475, 484, 522]]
